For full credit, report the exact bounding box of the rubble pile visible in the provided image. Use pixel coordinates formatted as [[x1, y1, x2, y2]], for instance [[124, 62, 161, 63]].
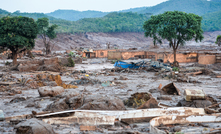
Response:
[[1, 50, 221, 134]]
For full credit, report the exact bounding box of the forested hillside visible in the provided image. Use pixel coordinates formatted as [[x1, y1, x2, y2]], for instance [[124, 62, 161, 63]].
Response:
[[139, 0, 221, 15], [202, 10, 221, 31], [46, 10, 109, 21], [0, 0, 221, 33], [51, 12, 150, 33]]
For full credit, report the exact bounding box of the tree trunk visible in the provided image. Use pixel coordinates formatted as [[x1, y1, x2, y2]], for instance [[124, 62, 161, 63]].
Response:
[[173, 49, 179, 67], [12, 51, 18, 65], [46, 44, 51, 55]]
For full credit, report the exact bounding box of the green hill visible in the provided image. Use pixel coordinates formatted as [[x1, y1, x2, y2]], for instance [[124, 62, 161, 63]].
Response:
[[139, 0, 221, 15], [46, 7, 148, 21], [46, 10, 109, 21], [202, 10, 221, 31], [51, 12, 150, 33]]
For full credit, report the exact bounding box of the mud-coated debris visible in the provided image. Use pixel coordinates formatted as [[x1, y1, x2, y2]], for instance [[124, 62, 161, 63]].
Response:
[[137, 98, 159, 109], [14, 118, 55, 134], [26, 102, 35, 107], [170, 126, 182, 132], [177, 99, 212, 108], [44, 98, 69, 112], [157, 96, 172, 100], [124, 92, 152, 108], [119, 76, 128, 80], [70, 77, 101, 85], [45, 95, 126, 111], [38, 86, 65, 97], [10, 97, 26, 103], [149, 88, 159, 93], [161, 83, 180, 95], [79, 95, 126, 110]]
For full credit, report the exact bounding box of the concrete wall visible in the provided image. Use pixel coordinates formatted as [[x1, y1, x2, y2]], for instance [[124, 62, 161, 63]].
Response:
[[163, 53, 198, 63]]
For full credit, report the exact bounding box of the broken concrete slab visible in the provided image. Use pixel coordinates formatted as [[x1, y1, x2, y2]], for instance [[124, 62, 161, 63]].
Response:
[[161, 83, 181, 95], [36, 107, 205, 126], [185, 89, 206, 101], [42, 113, 116, 126], [150, 114, 221, 134], [15, 118, 55, 134], [38, 86, 65, 97]]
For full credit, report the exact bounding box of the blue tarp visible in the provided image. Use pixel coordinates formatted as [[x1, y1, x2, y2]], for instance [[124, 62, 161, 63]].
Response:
[[114, 61, 144, 69]]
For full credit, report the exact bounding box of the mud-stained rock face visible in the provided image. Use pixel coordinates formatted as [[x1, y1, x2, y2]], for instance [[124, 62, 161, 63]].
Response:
[[15, 118, 55, 134], [38, 86, 65, 97], [79, 95, 126, 110], [44, 94, 126, 112], [124, 92, 152, 108]]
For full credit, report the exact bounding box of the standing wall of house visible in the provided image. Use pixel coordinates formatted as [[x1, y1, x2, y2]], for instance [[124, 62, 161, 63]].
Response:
[[163, 53, 198, 63]]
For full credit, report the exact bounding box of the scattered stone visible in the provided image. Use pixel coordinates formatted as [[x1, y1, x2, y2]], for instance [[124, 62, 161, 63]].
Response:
[[15, 118, 55, 134], [10, 97, 26, 103], [124, 92, 152, 108], [177, 99, 212, 108], [185, 89, 206, 101], [137, 98, 159, 109], [70, 77, 101, 85], [119, 76, 128, 80], [38, 86, 65, 97]]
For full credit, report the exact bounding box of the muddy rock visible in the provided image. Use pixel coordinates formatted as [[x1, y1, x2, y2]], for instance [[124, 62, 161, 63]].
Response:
[[15, 118, 55, 134], [10, 97, 26, 103], [137, 98, 159, 109], [44, 98, 69, 112], [119, 76, 128, 80], [70, 77, 101, 85], [38, 86, 65, 97], [124, 92, 152, 108], [177, 99, 212, 108], [45, 95, 126, 111], [79, 95, 126, 110]]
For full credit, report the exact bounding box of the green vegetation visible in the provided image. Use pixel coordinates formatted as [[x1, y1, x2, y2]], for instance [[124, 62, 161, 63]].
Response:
[[46, 10, 109, 21], [216, 35, 221, 46], [36, 17, 58, 55], [139, 0, 221, 15], [0, 0, 221, 34], [202, 10, 221, 31], [143, 11, 203, 66], [67, 57, 75, 67], [0, 16, 38, 65], [51, 12, 150, 33]]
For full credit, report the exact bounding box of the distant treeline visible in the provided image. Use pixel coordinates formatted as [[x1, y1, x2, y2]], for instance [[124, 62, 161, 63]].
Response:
[[50, 12, 150, 33]]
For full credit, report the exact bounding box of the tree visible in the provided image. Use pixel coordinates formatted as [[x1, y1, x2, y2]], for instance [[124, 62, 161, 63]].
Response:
[[0, 16, 38, 65], [36, 17, 58, 55], [216, 35, 221, 46], [143, 11, 204, 66]]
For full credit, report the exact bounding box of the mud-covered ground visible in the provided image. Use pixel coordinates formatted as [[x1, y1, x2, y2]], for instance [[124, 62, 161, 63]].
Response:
[[1, 58, 221, 134]]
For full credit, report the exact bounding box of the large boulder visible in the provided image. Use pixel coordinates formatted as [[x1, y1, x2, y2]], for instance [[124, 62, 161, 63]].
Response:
[[38, 86, 65, 97], [15, 118, 55, 134]]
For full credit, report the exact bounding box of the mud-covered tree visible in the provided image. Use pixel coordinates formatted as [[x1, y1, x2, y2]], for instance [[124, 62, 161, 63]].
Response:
[[216, 35, 221, 46], [36, 17, 58, 55], [0, 16, 38, 65], [143, 11, 204, 66]]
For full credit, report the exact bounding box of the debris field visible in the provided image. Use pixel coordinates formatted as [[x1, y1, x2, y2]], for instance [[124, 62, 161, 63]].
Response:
[[1, 52, 221, 134]]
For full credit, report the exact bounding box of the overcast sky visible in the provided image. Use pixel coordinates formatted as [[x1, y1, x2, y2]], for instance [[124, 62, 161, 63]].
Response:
[[1, 0, 168, 13]]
